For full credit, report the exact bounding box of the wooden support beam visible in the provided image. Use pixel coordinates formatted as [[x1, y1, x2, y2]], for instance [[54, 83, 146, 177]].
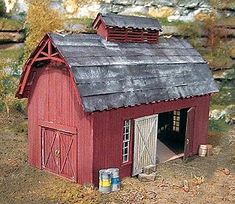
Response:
[[19, 39, 50, 95], [41, 51, 49, 57], [48, 40, 52, 56], [51, 52, 59, 57]]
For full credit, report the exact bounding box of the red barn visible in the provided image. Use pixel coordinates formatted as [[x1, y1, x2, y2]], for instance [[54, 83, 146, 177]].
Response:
[[16, 13, 218, 185]]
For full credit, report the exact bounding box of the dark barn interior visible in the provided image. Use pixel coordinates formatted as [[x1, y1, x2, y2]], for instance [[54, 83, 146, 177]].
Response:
[[157, 109, 188, 162]]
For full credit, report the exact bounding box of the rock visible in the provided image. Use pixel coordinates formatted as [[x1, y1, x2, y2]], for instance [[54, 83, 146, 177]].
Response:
[[148, 6, 174, 18], [4, 0, 17, 13], [135, 0, 153, 6], [63, 0, 79, 14], [224, 105, 235, 124], [0, 31, 24, 43], [177, 0, 201, 9], [213, 69, 234, 80], [76, 2, 101, 18], [113, 0, 136, 6], [64, 22, 87, 32], [178, 13, 195, 22], [111, 4, 125, 13], [120, 5, 149, 16], [138, 173, 156, 182], [100, 3, 112, 15], [160, 25, 180, 36], [194, 8, 214, 21], [0, 42, 23, 50], [143, 165, 157, 174], [199, 0, 211, 9], [151, 0, 176, 7], [209, 109, 226, 120], [213, 146, 221, 155]]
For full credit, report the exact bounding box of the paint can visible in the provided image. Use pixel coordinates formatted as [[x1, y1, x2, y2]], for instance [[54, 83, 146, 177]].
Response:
[[99, 169, 111, 193], [198, 145, 208, 157], [108, 168, 120, 191]]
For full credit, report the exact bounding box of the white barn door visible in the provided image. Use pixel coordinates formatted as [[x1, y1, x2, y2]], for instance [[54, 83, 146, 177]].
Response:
[[132, 114, 158, 176]]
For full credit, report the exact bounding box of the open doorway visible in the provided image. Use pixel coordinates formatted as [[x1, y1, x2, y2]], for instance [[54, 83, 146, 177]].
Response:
[[156, 108, 189, 163]]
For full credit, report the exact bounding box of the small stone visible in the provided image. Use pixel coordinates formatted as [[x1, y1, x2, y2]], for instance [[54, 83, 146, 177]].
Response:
[[222, 168, 230, 175], [147, 191, 157, 199], [138, 173, 156, 182], [183, 180, 190, 192], [143, 165, 157, 175]]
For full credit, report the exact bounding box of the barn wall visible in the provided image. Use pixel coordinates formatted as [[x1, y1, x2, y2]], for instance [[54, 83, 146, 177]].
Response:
[[27, 61, 94, 184], [92, 95, 211, 185]]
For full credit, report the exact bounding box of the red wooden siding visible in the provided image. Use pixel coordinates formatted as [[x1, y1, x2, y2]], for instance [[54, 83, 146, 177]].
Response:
[[106, 27, 159, 43], [92, 95, 211, 185], [96, 25, 159, 43], [94, 17, 159, 43], [96, 20, 108, 40], [27, 61, 94, 184]]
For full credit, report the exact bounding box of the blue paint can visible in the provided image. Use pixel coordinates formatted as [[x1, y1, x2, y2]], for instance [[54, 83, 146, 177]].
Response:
[[107, 168, 120, 191]]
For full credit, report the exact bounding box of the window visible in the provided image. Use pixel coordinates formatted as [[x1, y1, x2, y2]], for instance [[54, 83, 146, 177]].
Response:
[[122, 120, 131, 163], [173, 110, 180, 132]]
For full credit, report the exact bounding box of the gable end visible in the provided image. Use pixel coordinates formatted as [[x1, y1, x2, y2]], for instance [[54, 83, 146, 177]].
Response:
[[16, 34, 66, 98]]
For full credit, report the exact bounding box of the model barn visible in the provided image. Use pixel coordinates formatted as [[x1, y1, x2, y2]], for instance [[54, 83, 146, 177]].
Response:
[[16, 13, 218, 185]]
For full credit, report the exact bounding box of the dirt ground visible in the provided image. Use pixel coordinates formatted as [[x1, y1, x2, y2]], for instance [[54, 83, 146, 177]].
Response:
[[0, 112, 234, 204]]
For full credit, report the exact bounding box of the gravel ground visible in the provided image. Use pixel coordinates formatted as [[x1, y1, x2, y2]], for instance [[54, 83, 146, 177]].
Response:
[[0, 112, 234, 204]]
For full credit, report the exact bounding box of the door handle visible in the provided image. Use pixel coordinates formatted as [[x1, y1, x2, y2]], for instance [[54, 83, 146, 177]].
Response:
[[186, 139, 189, 145], [55, 150, 60, 157]]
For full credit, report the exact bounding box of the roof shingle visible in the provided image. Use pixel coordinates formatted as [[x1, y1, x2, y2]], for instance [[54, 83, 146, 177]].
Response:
[[49, 33, 218, 112]]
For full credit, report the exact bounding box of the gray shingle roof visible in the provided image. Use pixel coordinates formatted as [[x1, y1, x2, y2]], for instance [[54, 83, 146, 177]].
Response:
[[49, 33, 218, 112], [97, 13, 162, 30]]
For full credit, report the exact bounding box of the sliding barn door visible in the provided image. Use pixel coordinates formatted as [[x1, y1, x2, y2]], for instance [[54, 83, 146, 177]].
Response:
[[184, 107, 195, 159], [41, 127, 77, 181], [133, 114, 158, 176]]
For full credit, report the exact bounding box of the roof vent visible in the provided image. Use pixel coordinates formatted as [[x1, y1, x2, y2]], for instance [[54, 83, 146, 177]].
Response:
[[92, 13, 162, 43]]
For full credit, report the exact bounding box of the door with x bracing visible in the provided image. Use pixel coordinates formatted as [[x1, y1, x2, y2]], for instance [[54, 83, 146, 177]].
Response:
[[132, 114, 158, 176], [41, 126, 77, 181]]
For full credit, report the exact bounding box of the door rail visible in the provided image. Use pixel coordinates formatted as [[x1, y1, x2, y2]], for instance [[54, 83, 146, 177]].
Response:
[[39, 120, 77, 134]]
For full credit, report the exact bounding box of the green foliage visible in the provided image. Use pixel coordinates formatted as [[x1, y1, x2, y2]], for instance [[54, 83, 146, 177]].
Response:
[[0, 0, 6, 17], [178, 22, 202, 38], [211, 68, 235, 107], [0, 17, 23, 30], [209, 119, 229, 133], [67, 17, 93, 28], [202, 44, 233, 70], [23, 0, 64, 61], [158, 18, 187, 26], [0, 47, 25, 114]]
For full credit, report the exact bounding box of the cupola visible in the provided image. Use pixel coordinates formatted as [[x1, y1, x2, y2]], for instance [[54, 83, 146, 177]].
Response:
[[92, 13, 162, 43]]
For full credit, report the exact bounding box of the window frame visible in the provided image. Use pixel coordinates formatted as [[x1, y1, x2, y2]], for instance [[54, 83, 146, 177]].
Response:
[[173, 110, 180, 132], [122, 119, 132, 164]]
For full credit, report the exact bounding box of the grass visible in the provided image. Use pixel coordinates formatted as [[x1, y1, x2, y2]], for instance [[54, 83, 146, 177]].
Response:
[[0, 18, 23, 31], [0, 47, 24, 69], [158, 17, 186, 26]]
